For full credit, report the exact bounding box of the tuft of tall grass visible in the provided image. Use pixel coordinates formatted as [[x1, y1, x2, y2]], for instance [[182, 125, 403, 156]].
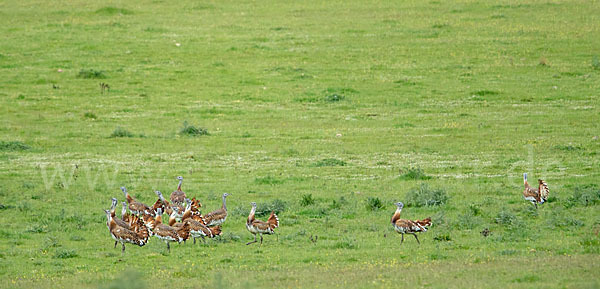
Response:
[[53, 248, 77, 259], [365, 197, 383, 211], [300, 194, 315, 207], [312, 158, 346, 167], [0, 141, 31, 151], [77, 69, 105, 79], [256, 199, 287, 216], [495, 210, 521, 227], [179, 121, 209, 136], [406, 183, 448, 207], [110, 127, 134, 138], [398, 167, 431, 180], [565, 185, 600, 208]]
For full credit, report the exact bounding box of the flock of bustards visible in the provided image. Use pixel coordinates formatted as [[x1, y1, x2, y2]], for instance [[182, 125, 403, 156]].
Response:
[[105, 173, 549, 253]]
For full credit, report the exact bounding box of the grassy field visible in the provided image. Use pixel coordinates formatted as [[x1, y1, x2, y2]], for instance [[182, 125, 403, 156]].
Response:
[[1, 0, 600, 288]]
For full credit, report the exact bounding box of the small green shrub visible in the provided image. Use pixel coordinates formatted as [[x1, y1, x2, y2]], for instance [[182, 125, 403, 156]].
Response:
[[84, 112, 97, 119], [580, 236, 600, 254], [398, 167, 431, 180], [468, 203, 481, 216], [325, 94, 345, 102], [77, 69, 105, 79], [406, 183, 448, 207], [300, 194, 315, 207], [179, 121, 209, 136], [433, 233, 451, 241], [95, 7, 134, 15], [565, 185, 600, 208], [256, 199, 287, 216], [546, 212, 584, 229], [333, 238, 356, 249], [365, 197, 383, 211], [472, 90, 498, 96], [329, 196, 348, 209], [454, 211, 481, 230], [0, 141, 31, 151], [110, 127, 134, 138], [53, 248, 77, 259], [495, 210, 520, 226], [312, 158, 346, 167]]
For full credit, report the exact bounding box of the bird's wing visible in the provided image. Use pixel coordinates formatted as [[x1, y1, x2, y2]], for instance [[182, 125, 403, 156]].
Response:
[[251, 220, 274, 233], [395, 219, 425, 233], [204, 209, 226, 224]]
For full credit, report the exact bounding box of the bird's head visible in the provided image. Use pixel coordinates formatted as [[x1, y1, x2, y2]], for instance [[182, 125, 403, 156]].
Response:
[[223, 193, 230, 198], [394, 202, 404, 209], [111, 198, 118, 206], [251, 202, 257, 208], [177, 176, 183, 181], [120, 187, 127, 194]]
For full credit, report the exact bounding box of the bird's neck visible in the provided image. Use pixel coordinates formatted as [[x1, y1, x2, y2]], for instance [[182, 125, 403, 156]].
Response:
[[391, 207, 402, 223], [177, 180, 182, 191], [248, 207, 256, 223], [222, 196, 227, 211]]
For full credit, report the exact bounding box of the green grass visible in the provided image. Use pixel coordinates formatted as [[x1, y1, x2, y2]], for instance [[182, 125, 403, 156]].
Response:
[[1, 0, 599, 288]]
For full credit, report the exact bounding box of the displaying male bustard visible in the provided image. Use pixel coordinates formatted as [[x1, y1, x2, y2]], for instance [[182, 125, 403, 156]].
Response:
[[246, 202, 279, 245], [522, 173, 549, 208], [170, 176, 187, 206], [121, 187, 152, 215], [391, 202, 431, 245], [203, 193, 230, 227], [151, 208, 190, 252], [104, 209, 149, 254]]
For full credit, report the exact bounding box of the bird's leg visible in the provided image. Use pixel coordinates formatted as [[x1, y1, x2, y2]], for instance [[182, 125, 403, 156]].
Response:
[[121, 243, 125, 254], [246, 235, 257, 245], [193, 237, 196, 245], [412, 233, 420, 244], [535, 202, 538, 209], [201, 236, 206, 244], [401, 234, 404, 244], [114, 241, 117, 248], [167, 242, 170, 253], [260, 234, 263, 245]]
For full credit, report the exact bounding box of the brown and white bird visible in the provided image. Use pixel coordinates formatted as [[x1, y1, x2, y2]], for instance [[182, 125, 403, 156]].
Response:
[[121, 187, 152, 216], [170, 176, 187, 205], [169, 199, 220, 244], [156, 190, 185, 220], [203, 193, 230, 227], [391, 202, 431, 245], [151, 208, 190, 252], [246, 202, 279, 245], [104, 209, 149, 254], [108, 199, 132, 248], [522, 173, 549, 208]]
